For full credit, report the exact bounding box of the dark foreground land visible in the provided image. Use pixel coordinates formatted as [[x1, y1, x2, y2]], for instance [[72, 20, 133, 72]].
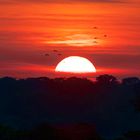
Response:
[[0, 74, 140, 140]]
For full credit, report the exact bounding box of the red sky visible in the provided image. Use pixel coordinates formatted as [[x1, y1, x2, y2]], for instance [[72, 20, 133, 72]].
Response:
[[0, 0, 140, 78]]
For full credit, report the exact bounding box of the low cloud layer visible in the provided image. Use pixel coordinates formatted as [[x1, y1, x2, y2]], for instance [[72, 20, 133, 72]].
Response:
[[0, 0, 123, 4]]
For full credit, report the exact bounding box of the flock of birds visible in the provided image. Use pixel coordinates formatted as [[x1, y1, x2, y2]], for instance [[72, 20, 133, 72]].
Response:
[[93, 26, 107, 37], [44, 27, 107, 57], [44, 50, 62, 57], [92, 26, 107, 44]]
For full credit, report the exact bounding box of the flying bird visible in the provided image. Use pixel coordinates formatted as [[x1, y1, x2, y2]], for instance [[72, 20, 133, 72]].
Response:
[[45, 53, 49, 56], [93, 41, 98, 44], [94, 37, 98, 39], [53, 50, 58, 52], [93, 27, 98, 29], [104, 34, 107, 37]]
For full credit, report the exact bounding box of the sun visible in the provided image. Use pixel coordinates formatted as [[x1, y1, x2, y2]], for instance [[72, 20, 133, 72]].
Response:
[[55, 56, 96, 73]]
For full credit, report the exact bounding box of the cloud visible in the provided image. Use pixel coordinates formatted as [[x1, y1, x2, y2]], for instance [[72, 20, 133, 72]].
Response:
[[91, 53, 140, 69], [0, 0, 124, 4]]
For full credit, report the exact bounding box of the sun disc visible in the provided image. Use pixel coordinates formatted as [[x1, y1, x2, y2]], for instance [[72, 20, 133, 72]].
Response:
[[55, 56, 96, 73]]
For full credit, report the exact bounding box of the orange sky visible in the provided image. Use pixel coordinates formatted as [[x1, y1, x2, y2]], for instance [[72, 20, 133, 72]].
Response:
[[0, 0, 140, 78]]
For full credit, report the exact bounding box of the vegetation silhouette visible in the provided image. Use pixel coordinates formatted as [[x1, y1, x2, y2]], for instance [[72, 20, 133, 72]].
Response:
[[0, 74, 140, 140]]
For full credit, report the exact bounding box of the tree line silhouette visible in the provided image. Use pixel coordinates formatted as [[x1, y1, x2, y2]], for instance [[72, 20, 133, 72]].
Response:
[[0, 74, 140, 140]]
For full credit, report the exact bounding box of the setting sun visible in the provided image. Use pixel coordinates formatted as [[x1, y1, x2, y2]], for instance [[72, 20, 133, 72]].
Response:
[[55, 56, 96, 73]]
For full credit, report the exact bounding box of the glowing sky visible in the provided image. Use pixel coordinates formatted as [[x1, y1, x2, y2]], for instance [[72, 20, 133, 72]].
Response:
[[0, 0, 140, 78]]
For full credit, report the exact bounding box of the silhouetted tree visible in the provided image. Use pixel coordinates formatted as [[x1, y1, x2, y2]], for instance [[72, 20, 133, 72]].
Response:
[[56, 123, 102, 140], [0, 75, 140, 139], [96, 74, 119, 86], [29, 123, 56, 140], [0, 124, 15, 140], [122, 77, 140, 86], [130, 78, 140, 112], [123, 131, 140, 140]]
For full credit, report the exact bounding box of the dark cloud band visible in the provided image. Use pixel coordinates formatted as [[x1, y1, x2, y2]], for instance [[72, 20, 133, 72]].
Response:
[[0, 0, 124, 4]]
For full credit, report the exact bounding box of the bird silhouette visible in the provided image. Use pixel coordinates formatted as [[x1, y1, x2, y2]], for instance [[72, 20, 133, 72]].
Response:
[[45, 53, 49, 56], [53, 50, 58, 52], [93, 41, 98, 44], [94, 37, 98, 39], [93, 27, 98, 29]]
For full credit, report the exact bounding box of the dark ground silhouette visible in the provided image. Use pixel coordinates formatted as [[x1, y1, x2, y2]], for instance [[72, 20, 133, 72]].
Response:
[[0, 74, 140, 140]]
